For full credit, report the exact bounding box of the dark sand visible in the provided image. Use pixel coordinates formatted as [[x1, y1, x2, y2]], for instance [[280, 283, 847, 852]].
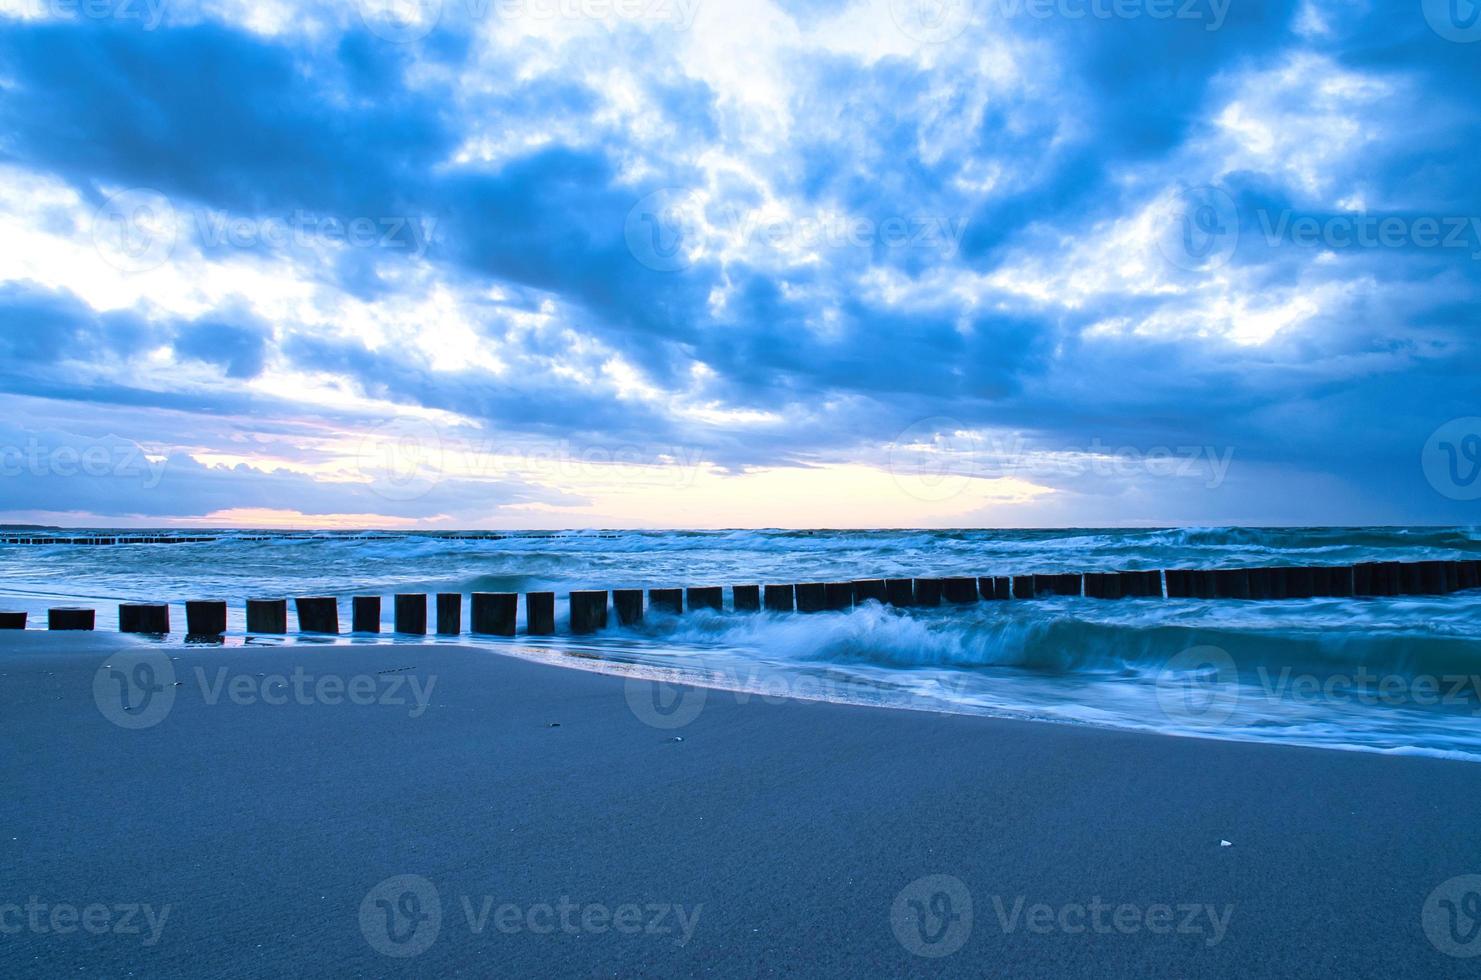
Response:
[[2, 633, 1480, 978]]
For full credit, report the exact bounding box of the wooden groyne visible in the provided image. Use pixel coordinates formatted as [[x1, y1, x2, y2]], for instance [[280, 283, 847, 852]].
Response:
[[2, 559, 1478, 637]]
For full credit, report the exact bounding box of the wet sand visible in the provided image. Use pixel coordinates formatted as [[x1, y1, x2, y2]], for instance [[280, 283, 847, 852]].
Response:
[[2, 632, 1479, 977]]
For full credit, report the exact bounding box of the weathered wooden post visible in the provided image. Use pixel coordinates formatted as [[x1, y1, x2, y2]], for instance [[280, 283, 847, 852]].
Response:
[[353, 596, 382, 633], [119, 603, 170, 634], [295, 597, 339, 635], [246, 599, 288, 634], [394, 594, 428, 635], [732, 585, 761, 612], [526, 592, 556, 635], [795, 583, 827, 613], [570, 591, 609, 634], [437, 593, 462, 635], [885, 579, 916, 606], [763, 585, 795, 612], [649, 589, 683, 615], [914, 579, 943, 606], [824, 583, 853, 611], [853, 580, 887, 605], [48, 607, 95, 631], [186, 600, 228, 637], [472, 593, 517, 636], [0, 611, 27, 629], [614, 589, 645, 625], [943, 577, 978, 604]]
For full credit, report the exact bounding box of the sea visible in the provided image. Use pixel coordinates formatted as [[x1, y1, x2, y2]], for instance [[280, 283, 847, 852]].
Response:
[[4, 526, 1481, 761]]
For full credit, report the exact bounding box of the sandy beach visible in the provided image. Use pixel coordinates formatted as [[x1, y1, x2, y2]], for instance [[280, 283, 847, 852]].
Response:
[[2, 632, 1479, 977]]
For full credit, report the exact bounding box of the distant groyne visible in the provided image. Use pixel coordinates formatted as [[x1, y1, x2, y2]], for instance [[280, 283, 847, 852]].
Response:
[[4, 559, 1478, 637]]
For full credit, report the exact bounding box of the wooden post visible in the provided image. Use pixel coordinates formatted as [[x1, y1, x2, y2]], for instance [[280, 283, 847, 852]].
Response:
[[1462, 560, 1481, 592], [885, 579, 916, 606], [979, 577, 1002, 601], [943, 578, 978, 604], [649, 589, 683, 615], [732, 585, 761, 612], [614, 589, 645, 625], [852, 580, 887, 605], [795, 583, 827, 613], [914, 579, 943, 606], [119, 603, 170, 634], [1286, 568, 1316, 599], [526, 592, 556, 635], [1327, 566, 1355, 597], [0, 611, 26, 630], [352, 596, 382, 634], [295, 597, 339, 635], [48, 607, 95, 631], [1419, 561, 1449, 594], [687, 587, 723, 612], [436, 593, 462, 635], [824, 583, 853, 611], [472, 593, 517, 636], [394, 594, 427, 635], [1011, 576, 1035, 600], [186, 600, 228, 637], [570, 591, 609, 634], [763, 585, 795, 612], [1398, 563, 1425, 595], [246, 599, 288, 634], [1164, 570, 1192, 599]]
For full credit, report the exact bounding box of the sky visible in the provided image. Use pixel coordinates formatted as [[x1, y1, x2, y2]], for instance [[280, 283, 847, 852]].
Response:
[[0, 0, 1478, 529]]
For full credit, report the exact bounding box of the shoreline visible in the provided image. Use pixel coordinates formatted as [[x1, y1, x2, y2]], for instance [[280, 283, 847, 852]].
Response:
[[3, 633, 1479, 976]]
